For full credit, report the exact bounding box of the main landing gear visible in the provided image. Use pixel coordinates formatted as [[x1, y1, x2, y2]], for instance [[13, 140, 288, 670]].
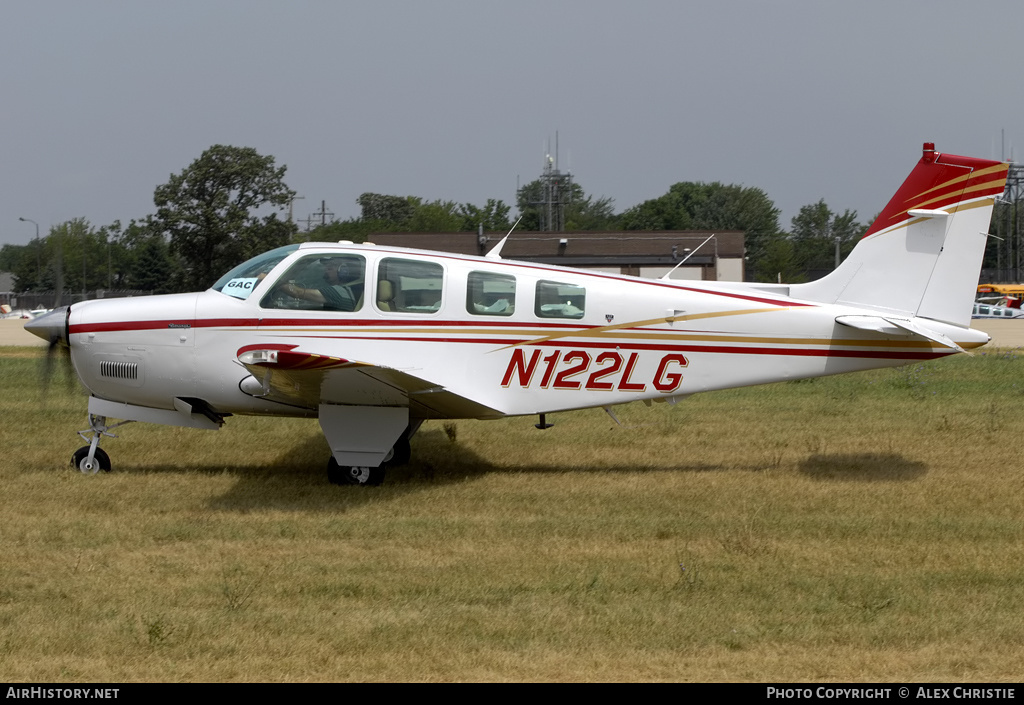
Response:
[[326, 436, 411, 487], [70, 414, 131, 474]]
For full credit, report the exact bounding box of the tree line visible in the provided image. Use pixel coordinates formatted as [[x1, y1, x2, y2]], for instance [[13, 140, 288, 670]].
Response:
[[1, 144, 889, 296]]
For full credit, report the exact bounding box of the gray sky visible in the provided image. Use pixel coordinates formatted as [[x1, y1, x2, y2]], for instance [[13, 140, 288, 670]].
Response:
[[2, 0, 1023, 247]]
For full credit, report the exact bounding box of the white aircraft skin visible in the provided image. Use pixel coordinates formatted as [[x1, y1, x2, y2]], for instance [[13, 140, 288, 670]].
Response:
[[27, 143, 1010, 485]]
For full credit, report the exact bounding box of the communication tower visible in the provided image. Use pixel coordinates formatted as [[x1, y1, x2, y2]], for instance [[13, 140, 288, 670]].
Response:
[[991, 163, 1024, 282], [531, 136, 574, 232]]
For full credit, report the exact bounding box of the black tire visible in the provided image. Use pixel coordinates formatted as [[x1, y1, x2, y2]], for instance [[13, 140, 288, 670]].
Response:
[[327, 457, 385, 486], [71, 446, 112, 474], [384, 436, 411, 468]]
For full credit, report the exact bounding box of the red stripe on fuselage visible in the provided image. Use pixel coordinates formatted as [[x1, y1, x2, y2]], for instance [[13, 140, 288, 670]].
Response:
[[72, 316, 947, 361], [277, 333, 949, 361]]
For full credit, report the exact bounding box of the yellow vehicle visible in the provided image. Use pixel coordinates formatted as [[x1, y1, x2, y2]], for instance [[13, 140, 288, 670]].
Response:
[[977, 284, 1024, 307]]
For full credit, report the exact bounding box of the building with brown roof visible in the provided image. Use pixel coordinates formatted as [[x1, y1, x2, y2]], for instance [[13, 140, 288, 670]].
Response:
[[365, 230, 745, 281]]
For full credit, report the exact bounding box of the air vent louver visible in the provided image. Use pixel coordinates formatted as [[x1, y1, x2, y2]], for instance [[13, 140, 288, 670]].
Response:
[[99, 360, 139, 381]]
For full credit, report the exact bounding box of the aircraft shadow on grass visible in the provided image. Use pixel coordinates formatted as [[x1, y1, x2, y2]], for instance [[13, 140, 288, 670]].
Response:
[[197, 428, 764, 511], [797, 453, 927, 482], [117, 432, 928, 512]]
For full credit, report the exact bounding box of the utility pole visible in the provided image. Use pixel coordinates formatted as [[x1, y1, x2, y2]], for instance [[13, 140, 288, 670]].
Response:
[[311, 200, 335, 227], [288, 195, 305, 223], [18, 217, 40, 288]]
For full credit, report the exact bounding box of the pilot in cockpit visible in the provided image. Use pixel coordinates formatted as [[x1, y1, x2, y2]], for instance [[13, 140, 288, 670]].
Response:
[[278, 258, 364, 311]]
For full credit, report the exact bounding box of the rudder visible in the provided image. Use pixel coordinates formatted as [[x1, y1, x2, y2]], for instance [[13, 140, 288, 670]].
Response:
[[792, 143, 1008, 328]]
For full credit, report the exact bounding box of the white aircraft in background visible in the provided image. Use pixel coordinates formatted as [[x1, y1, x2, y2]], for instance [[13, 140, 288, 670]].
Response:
[[28, 143, 1009, 485]]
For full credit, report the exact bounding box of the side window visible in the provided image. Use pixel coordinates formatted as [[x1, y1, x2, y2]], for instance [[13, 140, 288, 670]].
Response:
[[260, 254, 365, 312], [467, 271, 516, 316], [535, 280, 585, 319], [377, 258, 444, 313]]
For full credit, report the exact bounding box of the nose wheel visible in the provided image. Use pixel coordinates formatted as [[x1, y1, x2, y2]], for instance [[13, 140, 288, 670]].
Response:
[[72, 446, 112, 474]]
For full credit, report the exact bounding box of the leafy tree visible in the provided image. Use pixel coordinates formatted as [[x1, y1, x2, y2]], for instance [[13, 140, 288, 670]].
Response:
[[756, 237, 805, 284], [29, 218, 101, 296], [111, 218, 177, 292], [622, 181, 779, 232], [0, 244, 35, 291], [619, 187, 694, 231], [357, 193, 414, 225], [301, 218, 378, 244], [788, 200, 864, 273], [153, 145, 297, 291], [458, 199, 512, 232], [406, 198, 464, 232], [2, 219, 118, 293], [565, 193, 617, 231], [131, 235, 176, 293], [330, 194, 513, 237]]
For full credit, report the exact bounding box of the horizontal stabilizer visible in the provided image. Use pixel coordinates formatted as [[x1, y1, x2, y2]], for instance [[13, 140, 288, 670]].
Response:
[[835, 315, 967, 353]]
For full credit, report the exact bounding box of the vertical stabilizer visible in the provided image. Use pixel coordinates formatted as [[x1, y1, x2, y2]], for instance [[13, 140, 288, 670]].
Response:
[[791, 144, 1008, 328]]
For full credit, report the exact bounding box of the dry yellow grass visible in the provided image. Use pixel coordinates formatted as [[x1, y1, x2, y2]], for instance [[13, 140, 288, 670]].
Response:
[[1, 346, 1023, 682]]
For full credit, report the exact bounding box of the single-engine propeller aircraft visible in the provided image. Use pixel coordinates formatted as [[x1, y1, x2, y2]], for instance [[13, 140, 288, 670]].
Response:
[[28, 143, 1009, 485]]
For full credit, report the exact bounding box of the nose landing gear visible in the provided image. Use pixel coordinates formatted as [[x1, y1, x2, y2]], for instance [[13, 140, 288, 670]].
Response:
[[72, 446, 111, 474], [70, 414, 132, 474]]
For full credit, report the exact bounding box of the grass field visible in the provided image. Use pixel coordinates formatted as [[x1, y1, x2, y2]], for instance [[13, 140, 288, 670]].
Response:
[[1, 346, 1023, 682]]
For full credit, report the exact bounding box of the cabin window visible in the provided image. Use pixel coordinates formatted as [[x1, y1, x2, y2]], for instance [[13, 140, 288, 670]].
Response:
[[535, 280, 586, 319], [467, 271, 516, 316], [377, 258, 444, 313], [260, 254, 366, 312]]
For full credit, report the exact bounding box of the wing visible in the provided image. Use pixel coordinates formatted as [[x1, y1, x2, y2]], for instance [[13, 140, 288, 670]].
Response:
[[237, 344, 501, 419]]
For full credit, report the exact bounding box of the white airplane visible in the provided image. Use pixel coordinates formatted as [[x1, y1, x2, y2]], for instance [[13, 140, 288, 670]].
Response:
[[28, 142, 1009, 485]]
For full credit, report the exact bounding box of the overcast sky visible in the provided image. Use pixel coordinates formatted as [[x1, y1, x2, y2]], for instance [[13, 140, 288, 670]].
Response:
[[2, 0, 1023, 247]]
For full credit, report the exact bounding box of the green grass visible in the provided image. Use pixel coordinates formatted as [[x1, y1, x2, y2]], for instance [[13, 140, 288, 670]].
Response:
[[1, 346, 1023, 681]]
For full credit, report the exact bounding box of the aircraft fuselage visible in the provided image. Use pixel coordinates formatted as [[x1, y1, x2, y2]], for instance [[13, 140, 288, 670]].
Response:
[[65, 242, 984, 421]]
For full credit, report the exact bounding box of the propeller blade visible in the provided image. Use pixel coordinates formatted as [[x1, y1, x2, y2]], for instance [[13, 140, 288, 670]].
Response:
[[26, 307, 74, 396]]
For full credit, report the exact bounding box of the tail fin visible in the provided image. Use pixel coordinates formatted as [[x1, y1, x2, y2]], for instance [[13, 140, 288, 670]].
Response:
[[791, 143, 1008, 328]]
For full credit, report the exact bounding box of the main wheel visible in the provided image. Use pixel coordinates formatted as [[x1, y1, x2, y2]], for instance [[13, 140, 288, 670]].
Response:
[[383, 436, 411, 468], [327, 457, 385, 486], [71, 446, 111, 474]]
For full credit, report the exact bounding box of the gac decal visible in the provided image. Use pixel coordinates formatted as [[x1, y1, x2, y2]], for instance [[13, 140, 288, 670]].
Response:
[[500, 348, 688, 393]]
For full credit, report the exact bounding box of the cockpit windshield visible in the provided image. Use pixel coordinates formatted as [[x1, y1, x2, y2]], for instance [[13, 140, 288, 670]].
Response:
[[211, 245, 299, 300]]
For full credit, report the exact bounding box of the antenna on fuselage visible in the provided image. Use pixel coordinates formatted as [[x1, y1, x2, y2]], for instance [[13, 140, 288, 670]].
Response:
[[660, 233, 716, 280], [485, 216, 523, 260]]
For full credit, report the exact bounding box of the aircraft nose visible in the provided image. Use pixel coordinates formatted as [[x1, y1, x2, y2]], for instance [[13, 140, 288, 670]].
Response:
[[25, 306, 69, 346]]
